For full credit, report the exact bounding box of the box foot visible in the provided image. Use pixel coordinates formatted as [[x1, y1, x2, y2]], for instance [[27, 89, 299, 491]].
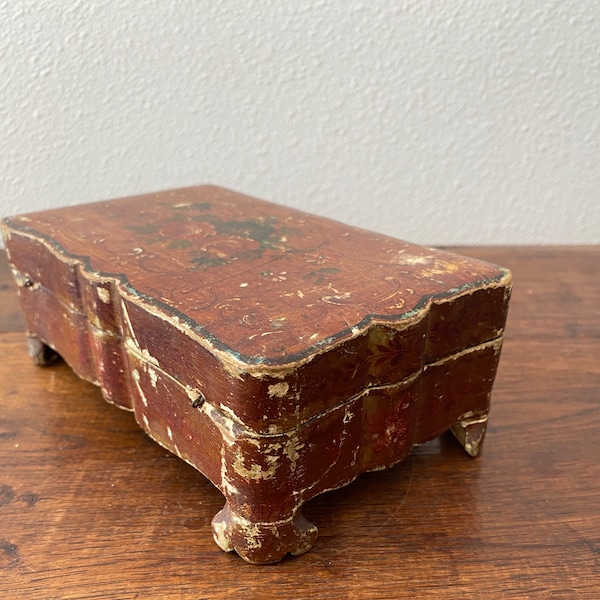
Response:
[[27, 335, 60, 366], [211, 501, 318, 564], [450, 411, 488, 457]]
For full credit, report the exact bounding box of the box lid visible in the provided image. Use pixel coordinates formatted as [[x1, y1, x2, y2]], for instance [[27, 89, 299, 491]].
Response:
[[2, 185, 511, 432]]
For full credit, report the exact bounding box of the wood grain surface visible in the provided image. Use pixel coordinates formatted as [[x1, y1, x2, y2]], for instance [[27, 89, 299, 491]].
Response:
[[1, 246, 599, 599]]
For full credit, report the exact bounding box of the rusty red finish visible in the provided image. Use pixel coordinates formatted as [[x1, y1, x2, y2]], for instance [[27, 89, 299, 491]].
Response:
[[1, 185, 511, 564]]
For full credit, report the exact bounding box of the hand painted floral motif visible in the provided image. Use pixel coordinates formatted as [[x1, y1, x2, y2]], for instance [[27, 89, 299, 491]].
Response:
[[125, 202, 302, 271], [366, 327, 407, 377]]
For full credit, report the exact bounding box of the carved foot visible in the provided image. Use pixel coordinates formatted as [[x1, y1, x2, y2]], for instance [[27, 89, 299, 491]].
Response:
[[450, 411, 488, 457], [27, 335, 59, 366], [211, 502, 318, 564]]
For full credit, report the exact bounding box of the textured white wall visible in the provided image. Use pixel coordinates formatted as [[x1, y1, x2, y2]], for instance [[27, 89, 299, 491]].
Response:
[[1, 0, 598, 246]]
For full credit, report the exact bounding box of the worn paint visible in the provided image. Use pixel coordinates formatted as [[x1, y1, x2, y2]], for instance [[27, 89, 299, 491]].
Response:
[[124, 336, 160, 368], [97, 287, 111, 304], [148, 366, 159, 389], [2, 185, 512, 564], [131, 368, 148, 407], [212, 518, 230, 551], [267, 382, 289, 399], [232, 451, 279, 481]]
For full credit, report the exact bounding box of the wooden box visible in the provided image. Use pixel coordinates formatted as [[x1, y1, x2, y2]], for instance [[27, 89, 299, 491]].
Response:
[[1, 186, 511, 564]]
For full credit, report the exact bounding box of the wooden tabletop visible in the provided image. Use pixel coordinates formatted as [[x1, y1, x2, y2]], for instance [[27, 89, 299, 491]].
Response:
[[1, 246, 599, 599]]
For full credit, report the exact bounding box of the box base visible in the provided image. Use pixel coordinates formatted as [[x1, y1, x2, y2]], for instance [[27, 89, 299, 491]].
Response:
[[28, 334, 491, 565]]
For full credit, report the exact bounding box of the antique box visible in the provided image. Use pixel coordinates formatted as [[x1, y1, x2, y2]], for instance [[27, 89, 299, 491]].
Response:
[[1, 185, 511, 564]]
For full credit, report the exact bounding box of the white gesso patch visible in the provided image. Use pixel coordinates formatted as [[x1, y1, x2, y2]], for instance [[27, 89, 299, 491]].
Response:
[[268, 382, 289, 399], [96, 286, 111, 304], [212, 518, 230, 551], [232, 451, 278, 481], [131, 368, 148, 406], [148, 366, 159, 389]]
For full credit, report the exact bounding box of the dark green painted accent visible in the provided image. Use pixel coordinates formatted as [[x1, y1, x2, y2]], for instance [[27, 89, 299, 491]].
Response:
[[190, 251, 231, 269], [168, 239, 193, 250]]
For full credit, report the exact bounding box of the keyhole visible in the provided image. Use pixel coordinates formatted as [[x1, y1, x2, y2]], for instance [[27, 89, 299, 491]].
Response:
[[191, 392, 205, 409]]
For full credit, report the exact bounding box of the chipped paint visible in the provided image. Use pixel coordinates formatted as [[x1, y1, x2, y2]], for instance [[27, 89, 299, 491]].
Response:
[[148, 366, 159, 389], [392, 253, 433, 266], [131, 368, 149, 407], [124, 336, 160, 367], [212, 518, 230, 551], [284, 436, 303, 473], [217, 402, 249, 431], [97, 287, 111, 304], [242, 522, 263, 551], [90, 325, 107, 339], [268, 382, 289, 399], [232, 451, 279, 481], [10, 267, 40, 291], [185, 385, 202, 402], [205, 403, 237, 445], [220, 446, 238, 496]]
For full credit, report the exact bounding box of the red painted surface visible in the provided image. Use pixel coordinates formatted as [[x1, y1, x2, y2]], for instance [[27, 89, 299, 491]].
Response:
[[1, 185, 511, 563]]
